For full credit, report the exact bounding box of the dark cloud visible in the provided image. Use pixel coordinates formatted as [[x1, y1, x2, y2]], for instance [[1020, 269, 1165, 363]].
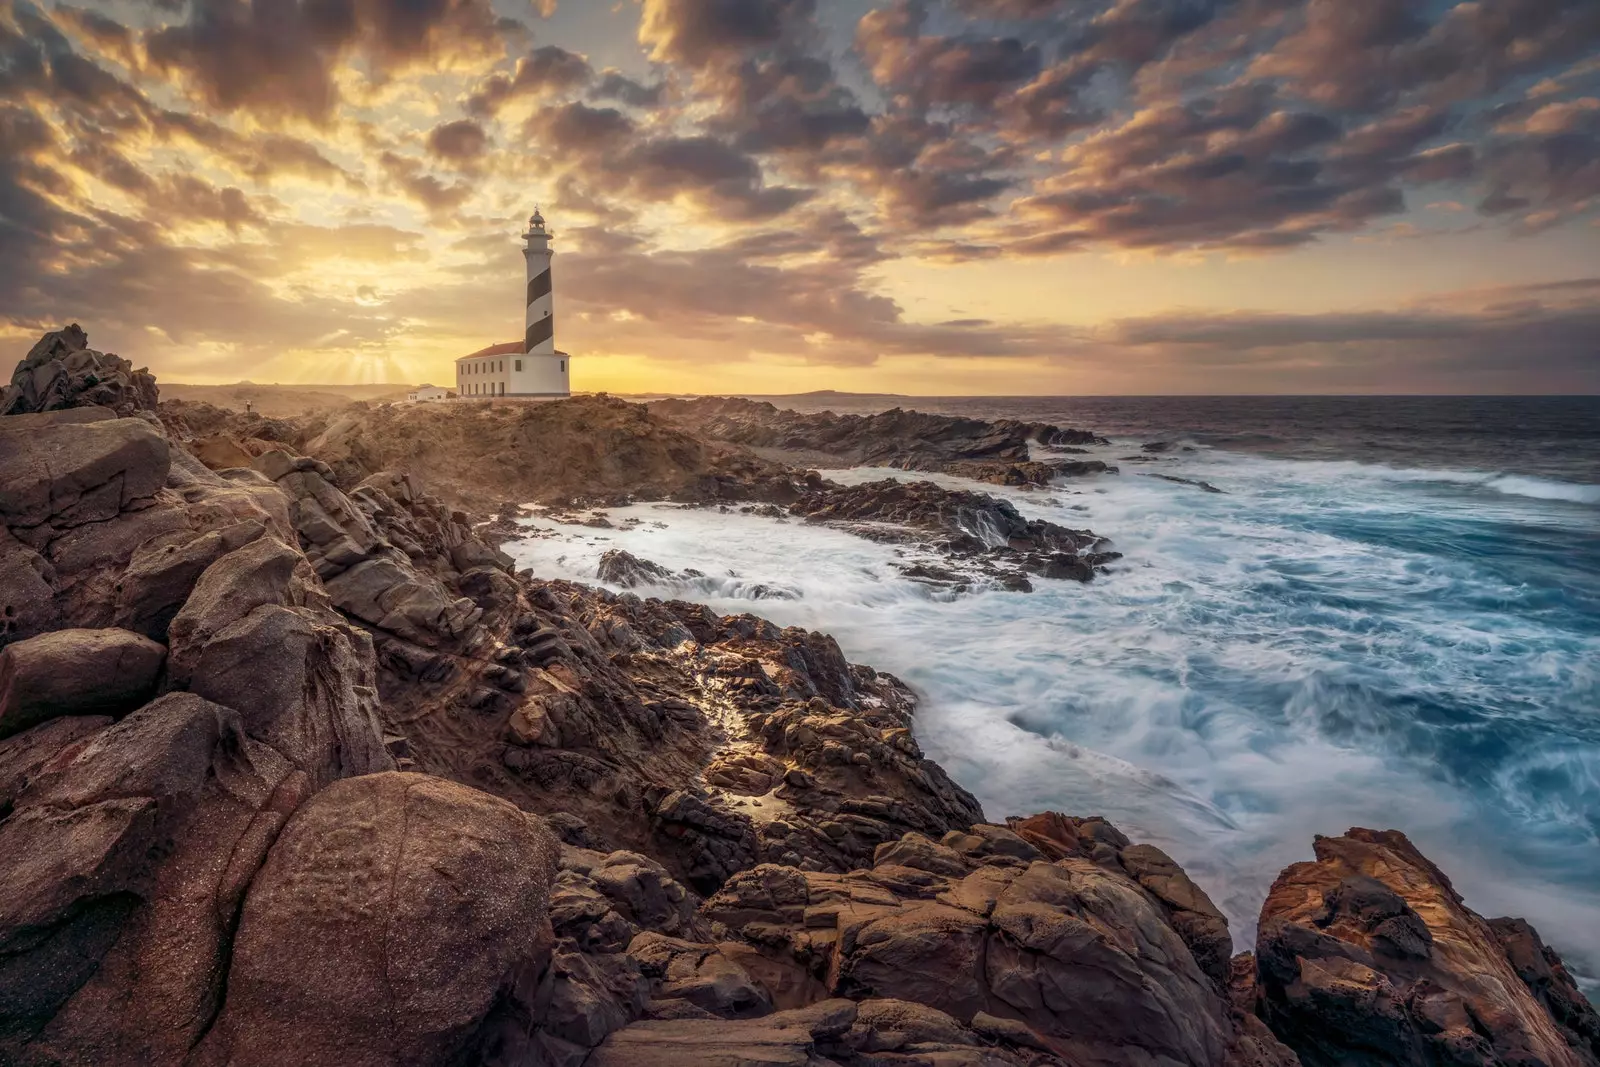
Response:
[[639, 0, 818, 68], [145, 0, 505, 124], [378, 152, 475, 215], [857, 2, 1043, 110], [464, 45, 594, 117], [525, 101, 637, 153], [426, 118, 490, 164], [590, 70, 665, 108]]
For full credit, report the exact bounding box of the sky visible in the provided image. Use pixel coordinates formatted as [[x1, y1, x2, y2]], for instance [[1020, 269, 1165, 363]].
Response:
[[0, 0, 1597, 395]]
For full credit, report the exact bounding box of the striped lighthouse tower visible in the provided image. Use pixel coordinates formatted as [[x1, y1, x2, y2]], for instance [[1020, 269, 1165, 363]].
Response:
[[518, 208, 569, 395]]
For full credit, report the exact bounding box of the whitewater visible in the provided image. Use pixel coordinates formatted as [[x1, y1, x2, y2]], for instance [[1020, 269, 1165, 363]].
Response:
[[507, 438, 1600, 987]]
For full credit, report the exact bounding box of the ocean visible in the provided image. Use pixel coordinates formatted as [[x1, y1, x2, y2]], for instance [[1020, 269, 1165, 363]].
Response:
[[507, 395, 1600, 987]]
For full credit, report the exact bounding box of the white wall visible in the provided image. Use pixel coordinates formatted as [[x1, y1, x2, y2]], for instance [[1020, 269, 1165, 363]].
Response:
[[454, 352, 570, 397]]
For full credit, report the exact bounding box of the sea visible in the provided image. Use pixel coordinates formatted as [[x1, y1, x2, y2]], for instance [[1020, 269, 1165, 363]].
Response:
[[506, 395, 1600, 988]]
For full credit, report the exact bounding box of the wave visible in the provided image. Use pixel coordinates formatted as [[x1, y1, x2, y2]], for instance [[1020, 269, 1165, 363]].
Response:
[[1480, 474, 1600, 505], [506, 458, 1600, 980]]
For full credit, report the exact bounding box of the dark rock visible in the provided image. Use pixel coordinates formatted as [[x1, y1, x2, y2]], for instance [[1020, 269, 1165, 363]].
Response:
[[0, 325, 158, 418], [0, 413, 170, 530], [0, 628, 165, 738]]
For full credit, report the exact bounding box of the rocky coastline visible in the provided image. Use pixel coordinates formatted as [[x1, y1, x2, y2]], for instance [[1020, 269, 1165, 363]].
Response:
[[2, 326, 1596, 1067]]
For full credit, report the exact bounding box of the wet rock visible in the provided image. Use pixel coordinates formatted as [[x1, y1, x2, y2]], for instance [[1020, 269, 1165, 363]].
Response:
[[1150, 473, 1224, 494], [193, 772, 561, 1067], [598, 549, 677, 588], [1253, 827, 1595, 1067], [0, 628, 165, 738]]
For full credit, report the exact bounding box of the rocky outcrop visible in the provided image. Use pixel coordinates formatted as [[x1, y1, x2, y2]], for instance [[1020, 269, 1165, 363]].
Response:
[[695, 821, 1287, 1067], [652, 396, 1109, 486], [0, 325, 158, 418], [788, 478, 1120, 589], [1249, 828, 1600, 1067]]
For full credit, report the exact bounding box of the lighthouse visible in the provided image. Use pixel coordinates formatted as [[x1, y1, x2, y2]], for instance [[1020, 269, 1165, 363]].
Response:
[[452, 209, 572, 398]]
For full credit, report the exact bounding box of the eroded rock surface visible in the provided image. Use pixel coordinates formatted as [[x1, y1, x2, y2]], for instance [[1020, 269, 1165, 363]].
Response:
[[1250, 828, 1600, 1067]]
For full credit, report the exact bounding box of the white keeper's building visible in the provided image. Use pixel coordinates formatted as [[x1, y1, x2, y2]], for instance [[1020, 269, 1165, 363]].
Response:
[[454, 209, 571, 399]]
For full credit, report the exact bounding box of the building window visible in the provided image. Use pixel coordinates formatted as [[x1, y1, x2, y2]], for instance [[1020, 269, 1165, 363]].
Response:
[[560, 360, 565, 373], [515, 359, 522, 371], [499, 382, 505, 396]]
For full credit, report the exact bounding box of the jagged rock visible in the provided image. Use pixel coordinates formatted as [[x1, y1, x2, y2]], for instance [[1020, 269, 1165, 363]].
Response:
[[192, 772, 562, 1067], [165, 536, 309, 686], [598, 549, 677, 588], [702, 823, 1254, 1067], [183, 601, 392, 789], [652, 397, 1107, 476], [0, 325, 158, 418], [1252, 827, 1598, 1067], [0, 628, 165, 738]]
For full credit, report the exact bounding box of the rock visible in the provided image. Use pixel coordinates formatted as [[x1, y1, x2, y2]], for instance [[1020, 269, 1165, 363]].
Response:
[[0, 715, 112, 813], [598, 549, 677, 588], [0, 413, 170, 530], [193, 772, 562, 1067], [1253, 827, 1595, 1067], [0, 628, 166, 738], [1489, 917, 1600, 1062], [1119, 842, 1233, 986], [0, 325, 158, 418], [1150, 474, 1224, 494], [0, 693, 307, 1064], [652, 396, 1107, 474], [0, 529, 59, 645], [185, 602, 391, 786], [587, 998, 859, 1067], [703, 823, 1242, 1067], [111, 519, 268, 641], [189, 435, 255, 471], [165, 536, 308, 686]]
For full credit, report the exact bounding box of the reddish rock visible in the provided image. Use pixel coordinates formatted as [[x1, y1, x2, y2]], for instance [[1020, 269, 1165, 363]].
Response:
[[1253, 828, 1598, 1067], [0, 628, 166, 738], [193, 772, 562, 1067]]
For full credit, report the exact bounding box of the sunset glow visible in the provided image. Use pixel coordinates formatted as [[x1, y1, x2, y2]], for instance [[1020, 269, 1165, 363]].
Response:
[[2, 0, 1597, 394]]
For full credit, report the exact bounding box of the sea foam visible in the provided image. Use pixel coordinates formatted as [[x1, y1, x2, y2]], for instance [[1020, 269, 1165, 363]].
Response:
[[507, 444, 1600, 984]]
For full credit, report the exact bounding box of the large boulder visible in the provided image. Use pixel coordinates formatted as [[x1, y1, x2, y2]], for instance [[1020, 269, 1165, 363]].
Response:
[[0, 628, 166, 738], [0, 325, 158, 418], [1252, 828, 1599, 1067], [0, 693, 311, 1065], [192, 772, 562, 1067], [0, 412, 170, 531]]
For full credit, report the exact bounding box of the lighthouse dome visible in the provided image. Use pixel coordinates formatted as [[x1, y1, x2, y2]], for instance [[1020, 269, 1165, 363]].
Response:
[[530, 208, 545, 227]]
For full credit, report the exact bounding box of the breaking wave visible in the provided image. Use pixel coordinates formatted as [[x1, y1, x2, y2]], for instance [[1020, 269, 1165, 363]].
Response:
[[506, 442, 1600, 985]]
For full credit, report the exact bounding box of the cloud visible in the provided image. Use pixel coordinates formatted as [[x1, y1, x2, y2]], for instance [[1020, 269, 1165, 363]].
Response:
[[638, 0, 818, 68], [426, 118, 491, 164], [2, 0, 1599, 391], [464, 45, 594, 116], [144, 0, 506, 124]]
